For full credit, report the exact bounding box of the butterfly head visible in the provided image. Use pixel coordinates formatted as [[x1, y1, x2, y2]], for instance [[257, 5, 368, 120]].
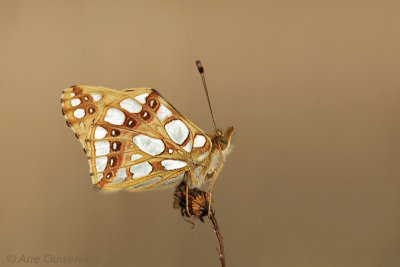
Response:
[[213, 126, 234, 155]]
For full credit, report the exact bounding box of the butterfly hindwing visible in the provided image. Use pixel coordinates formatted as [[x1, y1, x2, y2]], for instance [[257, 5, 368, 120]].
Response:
[[61, 85, 212, 191]]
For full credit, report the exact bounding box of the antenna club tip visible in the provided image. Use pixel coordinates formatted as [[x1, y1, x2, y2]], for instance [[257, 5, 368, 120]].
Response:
[[196, 60, 204, 74]]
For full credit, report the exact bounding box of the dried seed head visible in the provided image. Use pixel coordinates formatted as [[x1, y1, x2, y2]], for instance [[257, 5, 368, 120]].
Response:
[[173, 181, 213, 222]]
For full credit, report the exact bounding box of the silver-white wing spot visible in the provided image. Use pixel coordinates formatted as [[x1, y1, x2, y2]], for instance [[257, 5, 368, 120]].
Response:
[[165, 120, 189, 145], [168, 149, 173, 154], [133, 135, 165, 156], [112, 168, 127, 184], [70, 93, 75, 97], [104, 108, 125, 125], [94, 126, 107, 139], [156, 104, 173, 121], [135, 93, 149, 104], [161, 159, 187, 170], [90, 93, 101, 101], [73, 108, 85, 119], [183, 142, 192, 153], [71, 98, 81, 107], [120, 98, 142, 113], [130, 162, 153, 178], [131, 154, 142, 161], [193, 135, 206, 148], [96, 156, 107, 172], [94, 141, 110, 156]]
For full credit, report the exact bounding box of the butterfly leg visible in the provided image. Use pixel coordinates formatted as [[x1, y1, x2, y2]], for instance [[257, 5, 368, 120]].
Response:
[[185, 173, 191, 216], [207, 169, 218, 216]]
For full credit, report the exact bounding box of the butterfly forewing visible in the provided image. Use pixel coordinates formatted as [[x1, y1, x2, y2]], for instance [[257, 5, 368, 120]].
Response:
[[61, 85, 212, 191]]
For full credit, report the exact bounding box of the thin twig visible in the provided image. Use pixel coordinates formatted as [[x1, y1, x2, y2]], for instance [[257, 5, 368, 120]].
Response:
[[208, 210, 225, 267]]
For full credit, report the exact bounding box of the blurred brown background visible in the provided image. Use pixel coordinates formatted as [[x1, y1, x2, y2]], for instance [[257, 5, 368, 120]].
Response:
[[1, 1, 400, 266]]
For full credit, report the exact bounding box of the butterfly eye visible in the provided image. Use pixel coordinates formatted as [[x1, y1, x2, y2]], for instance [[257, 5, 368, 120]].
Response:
[[216, 136, 227, 150]]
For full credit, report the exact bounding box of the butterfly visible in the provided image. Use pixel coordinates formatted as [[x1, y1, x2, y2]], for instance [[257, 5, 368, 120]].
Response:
[[60, 61, 234, 210]]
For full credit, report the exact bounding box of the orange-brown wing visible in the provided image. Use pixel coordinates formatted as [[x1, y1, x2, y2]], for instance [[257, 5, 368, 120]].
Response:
[[61, 85, 212, 191]]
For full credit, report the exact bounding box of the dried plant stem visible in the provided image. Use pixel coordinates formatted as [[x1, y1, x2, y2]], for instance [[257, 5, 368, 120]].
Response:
[[208, 210, 225, 267], [173, 181, 227, 266]]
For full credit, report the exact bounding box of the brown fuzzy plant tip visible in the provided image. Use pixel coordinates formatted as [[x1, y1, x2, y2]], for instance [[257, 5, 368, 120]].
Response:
[[173, 181, 226, 267]]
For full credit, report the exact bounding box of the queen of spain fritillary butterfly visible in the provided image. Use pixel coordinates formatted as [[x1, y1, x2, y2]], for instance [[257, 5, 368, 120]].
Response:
[[60, 61, 234, 209]]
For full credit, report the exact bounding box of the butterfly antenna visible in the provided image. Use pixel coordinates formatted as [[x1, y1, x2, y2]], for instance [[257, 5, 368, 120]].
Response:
[[196, 60, 218, 131]]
